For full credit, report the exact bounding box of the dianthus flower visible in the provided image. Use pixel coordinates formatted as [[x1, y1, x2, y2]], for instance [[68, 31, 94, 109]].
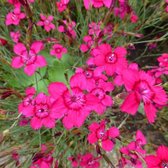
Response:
[[91, 44, 128, 76], [56, 0, 70, 12], [19, 92, 56, 130], [80, 36, 94, 53], [30, 144, 58, 168], [87, 78, 114, 114], [58, 20, 76, 39], [50, 44, 67, 59], [83, 0, 113, 10], [120, 69, 167, 123], [87, 120, 119, 151], [157, 53, 168, 68], [8, 0, 34, 7], [18, 87, 36, 117], [11, 41, 47, 76], [145, 145, 168, 168], [75, 66, 107, 91], [37, 14, 55, 32], [5, 7, 26, 26], [80, 153, 101, 168], [10, 31, 21, 43], [120, 130, 146, 168], [49, 73, 99, 129]]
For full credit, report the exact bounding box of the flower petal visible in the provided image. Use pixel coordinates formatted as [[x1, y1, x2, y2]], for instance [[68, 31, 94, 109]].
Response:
[[11, 56, 24, 68], [102, 139, 114, 151]]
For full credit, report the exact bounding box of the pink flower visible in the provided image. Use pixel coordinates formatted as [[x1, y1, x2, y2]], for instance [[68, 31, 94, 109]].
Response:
[[20, 92, 56, 130], [89, 22, 102, 37], [80, 36, 94, 53], [83, 0, 113, 9], [8, 0, 34, 6], [91, 44, 128, 76], [120, 69, 167, 123], [145, 145, 168, 168], [87, 120, 119, 151], [49, 73, 99, 129], [130, 12, 138, 23], [37, 14, 55, 32], [80, 153, 101, 168], [8, 0, 20, 7], [10, 31, 21, 43], [18, 87, 36, 117], [11, 41, 47, 76], [30, 145, 58, 168], [157, 53, 168, 68], [5, 7, 26, 26], [50, 44, 67, 59], [114, 1, 131, 19], [166, 5, 168, 13], [68, 155, 81, 167], [75, 66, 107, 91], [58, 20, 76, 39], [120, 130, 146, 168], [56, 0, 70, 12], [88, 78, 114, 114]]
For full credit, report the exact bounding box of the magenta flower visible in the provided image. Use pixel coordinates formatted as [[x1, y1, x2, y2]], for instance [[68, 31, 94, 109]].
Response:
[[5, 7, 26, 26], [80, 36, 94, 53], [80, 153, 101, 168], [11, 41, 47, 76], [157, 53, 168, 68], [145, 145, 168, 168], [75, 67, 107, 91], [49, 73, 98, 129], [130, 12, 138, 23], [120, 69, 167, 123], [30, 145, 57, 168], [8, 0, 34, 7], [87, 120, 119, 151], [68, 154, 82, 168], [19, 92, 56, 130], [50, 44, 67, 59], [120, 130, 146, 168], [10, 31, 21, 43], [37, 14, 55, 32], [88, 78, 114, 114], [18, 87, 36, 117], [83, 0, 113, 9], [88, 22, 102, 37], [56, 0, 70, 12], [91, 44, 128, 76], [58, 20, 76, 39], [114, 0, 131, 19]]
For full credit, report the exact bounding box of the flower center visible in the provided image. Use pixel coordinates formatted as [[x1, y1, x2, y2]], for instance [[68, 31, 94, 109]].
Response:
[[106, 53, 117, 63], [134, 81, 154, 103], [91, 88, 105, 100], [64, 88, 86, 110], [55, 48, 62, 53], [97, 129, 108, 140], [21, 50, 37, 65], [88, 160, 95, 166], [161, 162, 168, 168], [11, 13, 18, 21], [44, 19, 50, 25], [35, 104, 49, 118], [85, 70, 93, 78]]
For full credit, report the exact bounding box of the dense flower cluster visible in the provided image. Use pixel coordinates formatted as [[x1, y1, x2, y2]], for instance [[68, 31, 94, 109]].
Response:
[[4, 0, 168, 167]]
